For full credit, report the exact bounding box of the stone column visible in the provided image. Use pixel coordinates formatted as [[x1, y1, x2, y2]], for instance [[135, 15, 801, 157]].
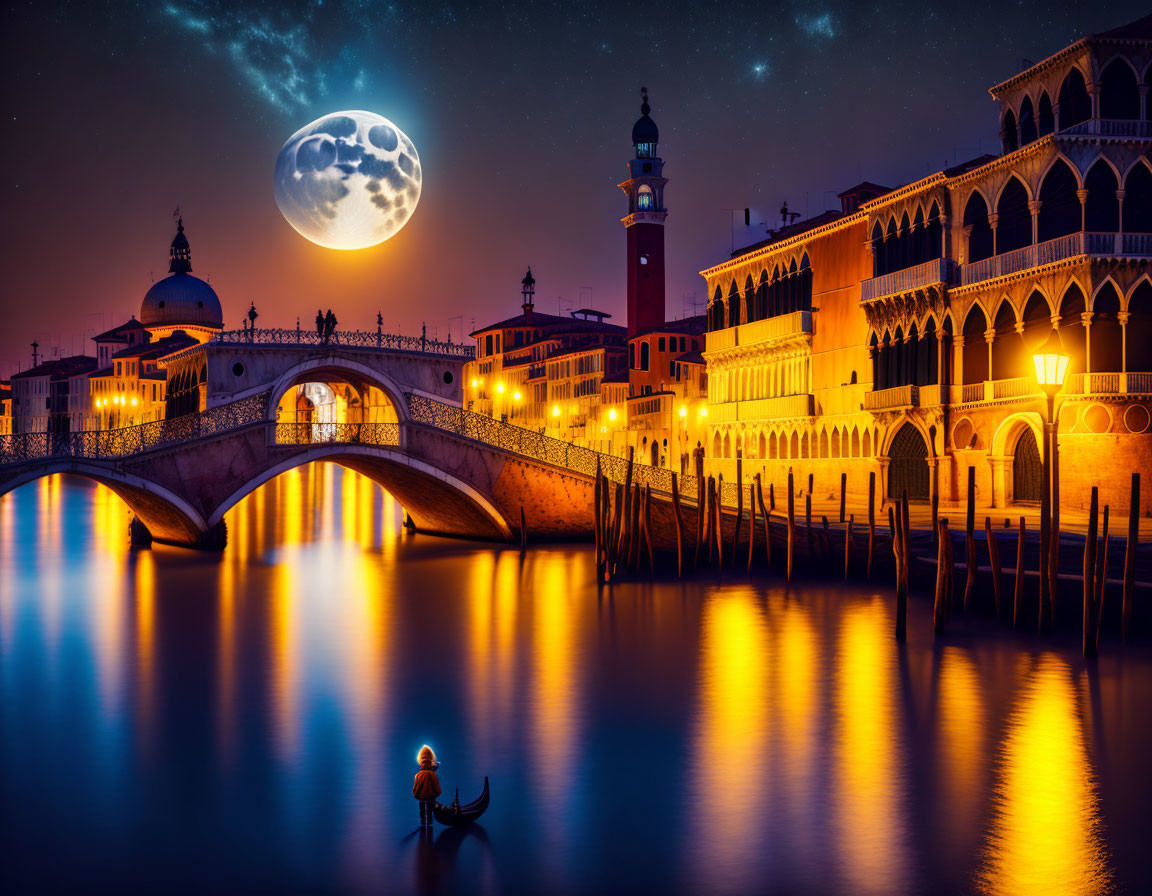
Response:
[[1118, 310, 1130, 386], [1028, 199, 1043, 245], [1081, 311, 1093, 379], [1052, 100, 1062, 131], [1116, 189, 1126, 234], [927, 456, 939, 504], [1141, 84, 1149, 125], [988, 455, 1008, 508], [984, 327, 996, 385], [937, 328, 947, 390], [1076, 188, 1089, 232], [1088, 80, 1101, 123], [878, 456, 891, 506], [940, 213, 951, 260], [961, 224, 973, 265], [954, 334, 965, 389], [989, 212, 1000, 256]]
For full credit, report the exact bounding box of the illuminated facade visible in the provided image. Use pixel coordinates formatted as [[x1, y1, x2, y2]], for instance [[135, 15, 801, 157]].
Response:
[[702, 14, 1152, 515]]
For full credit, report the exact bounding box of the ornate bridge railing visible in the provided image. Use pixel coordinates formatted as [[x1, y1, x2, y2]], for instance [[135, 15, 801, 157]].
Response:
[[405, 393, 721, 504], [215, 328, 475, 358], [274, 422, 400, 447], [0, 393, 270, 466]]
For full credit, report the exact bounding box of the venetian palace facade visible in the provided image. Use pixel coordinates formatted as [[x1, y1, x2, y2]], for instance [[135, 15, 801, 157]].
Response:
[[702, 15, 1152, 516]]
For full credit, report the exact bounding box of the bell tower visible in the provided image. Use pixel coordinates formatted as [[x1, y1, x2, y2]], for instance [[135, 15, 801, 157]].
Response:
[[619, 87, 667, 337]]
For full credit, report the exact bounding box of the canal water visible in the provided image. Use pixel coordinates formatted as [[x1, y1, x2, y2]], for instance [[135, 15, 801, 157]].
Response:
[[2, 466, 1150, 894]]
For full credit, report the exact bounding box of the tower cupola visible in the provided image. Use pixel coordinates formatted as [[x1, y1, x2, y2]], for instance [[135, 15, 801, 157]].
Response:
[[168, 218, 192, 274]]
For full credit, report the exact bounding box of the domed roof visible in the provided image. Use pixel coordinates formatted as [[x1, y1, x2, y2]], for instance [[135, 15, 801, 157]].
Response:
[[139, 218, 223, 329], [140, 273, 223, 328], [632, 87, 659, 145]]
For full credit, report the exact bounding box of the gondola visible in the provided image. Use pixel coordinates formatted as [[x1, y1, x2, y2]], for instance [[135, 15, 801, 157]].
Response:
[[432, 777, 490, 826]]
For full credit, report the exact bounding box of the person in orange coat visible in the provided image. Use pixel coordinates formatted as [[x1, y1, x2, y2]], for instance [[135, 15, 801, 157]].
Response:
[[412, 745, 441, 829]]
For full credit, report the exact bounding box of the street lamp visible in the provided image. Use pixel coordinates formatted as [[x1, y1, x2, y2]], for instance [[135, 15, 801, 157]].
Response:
[[1032, 329, 1070, 626]]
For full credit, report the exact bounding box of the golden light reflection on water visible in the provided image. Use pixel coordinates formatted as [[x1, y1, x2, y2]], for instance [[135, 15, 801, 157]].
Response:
[[834, 599, 912, 894], [133, 548, 157, 756], [688, 590, 770, 891], [977, 655, 1114, 895], [936, 646, 986, 862]]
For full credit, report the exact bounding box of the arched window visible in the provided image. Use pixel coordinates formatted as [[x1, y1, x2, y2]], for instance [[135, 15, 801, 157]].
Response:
[[1057, 284, 1087, 377], [942, 316, 954, 385], [913, 321, 930, 386], [1123, 163, 1152, 233], [831, 428, 841, 459], [1037, 92, 1055, 136], [964, 192, 993, 263], [1085, 161, 1120, 232], [923, 316, 939, 385], [1100, 58, 1140, 120], [890, 327, 904, 389], [819, 429, 829, 458], [769, 265, 781, 317], [637, 184, 654, 210], [743, 275, 755, 324], [1037, 159, 1080, 242], [1021, 290, 1051, 358], [1019, 96, 1038, 145], [769, 431, 778, 459], [640, 341, 650, 371], [851, 427, 860, 458], [962, 305, 989, 384], [1128, 282, 1152, 373], [871, 221, 885, 276], [885, 218, 898, 274], [996, 178, 1031, 254], [723, 432, 731, 458], [898, 211, 912, 271], [906, 322, 920, 386], [709, 286, 724, 331], [727, 281, 740, 327], [798, 253, 813, 312], [927, 202, 943, 261], [1002, 108, 1018, 153], [912, 206, 926, 265], [789, 431, 799, 459], [1058, 68, 1091, 130], [1091, 283, 1123, 372], [870, 332, 881, 389], [713, 431, 721, 458], [991, 300, 1023, 380], [862, 429, 871, 458], [756, 271, 769, 321]]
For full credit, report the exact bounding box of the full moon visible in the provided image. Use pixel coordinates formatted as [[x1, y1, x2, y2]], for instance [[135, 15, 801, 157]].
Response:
[[274, 110, 422, 250]]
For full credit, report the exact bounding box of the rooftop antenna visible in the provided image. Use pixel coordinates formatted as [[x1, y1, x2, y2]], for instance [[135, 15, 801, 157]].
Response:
[[31, 341, 39, 367]]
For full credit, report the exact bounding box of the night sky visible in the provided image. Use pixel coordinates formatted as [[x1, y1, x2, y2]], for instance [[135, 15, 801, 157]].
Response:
[[0, 0, 1144, 374]]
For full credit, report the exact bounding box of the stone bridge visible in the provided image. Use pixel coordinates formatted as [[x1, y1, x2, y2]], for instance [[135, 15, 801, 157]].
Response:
[[0, 337, 716, 548]]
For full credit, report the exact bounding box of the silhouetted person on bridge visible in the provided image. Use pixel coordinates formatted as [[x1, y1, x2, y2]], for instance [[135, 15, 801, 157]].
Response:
[[315, 309, 324, 340], [324, 309, 338, 344]]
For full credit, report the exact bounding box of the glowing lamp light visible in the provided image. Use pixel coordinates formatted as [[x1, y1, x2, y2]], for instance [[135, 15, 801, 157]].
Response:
[[1032, 330, 1071, 394], [601, 426, 607, 434], [131, 397, 138, 407], [496, 382, 505, 394], [607, 407, 617, 422], [698, 405, 709, 418], [513, 390, 521, 402], [470, 378, 479, 388], [679, 405, 688, 419], [552, 404, 561, 418]]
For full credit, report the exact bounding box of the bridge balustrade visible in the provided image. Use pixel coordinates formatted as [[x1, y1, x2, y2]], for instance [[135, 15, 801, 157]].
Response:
[[215, 327, 476, 358], [274, 422, 400, 447]]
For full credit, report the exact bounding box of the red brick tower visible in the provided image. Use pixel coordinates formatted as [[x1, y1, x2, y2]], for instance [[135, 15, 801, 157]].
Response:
[[619, 88, 667, 338]]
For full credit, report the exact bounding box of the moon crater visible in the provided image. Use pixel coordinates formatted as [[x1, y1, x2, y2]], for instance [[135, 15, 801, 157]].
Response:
[[274, 110, 421, 250]]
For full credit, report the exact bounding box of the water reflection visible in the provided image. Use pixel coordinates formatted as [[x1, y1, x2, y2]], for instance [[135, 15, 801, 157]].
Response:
[[977, 655, 1114, 895], [0, 467, 1144, 894]]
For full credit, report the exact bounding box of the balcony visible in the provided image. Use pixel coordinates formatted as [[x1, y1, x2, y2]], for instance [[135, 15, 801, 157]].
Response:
[[705, 310, 812, 354], [951, 377, 1034, 405], [1061, 119, 1151, 139], [860, 258, 955, 303], [961, 231, 1152, 287], [864, 384, 918, 411], [1066, 372, 1152, 396]]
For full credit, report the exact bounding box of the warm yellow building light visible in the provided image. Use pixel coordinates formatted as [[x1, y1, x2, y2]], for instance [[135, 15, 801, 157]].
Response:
[[496, 382, 505, 394], [131, 397, 138, 407], [470, 378, 479, 388], [679, 405, 688, 419], [698, 405, 708, 418], [513, 390, 522, 402], [1032, 330, 1071, 393], [607, 407, 617, 422], [552, 404, 560, 418]]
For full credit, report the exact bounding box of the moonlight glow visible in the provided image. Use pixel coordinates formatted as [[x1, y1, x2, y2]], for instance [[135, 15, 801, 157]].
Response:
[[274, 110, 422, 250]]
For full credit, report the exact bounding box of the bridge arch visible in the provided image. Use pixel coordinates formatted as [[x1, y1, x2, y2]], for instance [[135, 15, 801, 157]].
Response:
[[0, 462, 209, 545], [206, 445, 513, 540], [266, 356, 411, 425]]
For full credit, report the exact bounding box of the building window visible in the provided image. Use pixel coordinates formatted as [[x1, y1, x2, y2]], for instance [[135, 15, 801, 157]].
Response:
[[640, 342, 650, 371], [658, 337, 665, 351], [636, 142, 653, 158], [637, 185, 654, 210]]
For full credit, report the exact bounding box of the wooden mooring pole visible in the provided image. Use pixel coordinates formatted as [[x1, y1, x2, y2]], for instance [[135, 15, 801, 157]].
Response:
[[805, 494, 814, 560], [985, 517, 1003, 617], [1013, 516, 1025, 627], [787, 470, 796, 581], [757, 474, 771, 566], [840, 473, 847, 524], [747, 480, 757, 574], [1123, 473, 1139, 640], [844, 514, 854, 581], [671, 472, 684, 578], [694, 451, 705, 570], [867, 471, 876, 581], [964, 466, 977, 612], [1096, 504, 1110, 640], [934, 518, 950, 634], [1083, 486, 1099, 658]]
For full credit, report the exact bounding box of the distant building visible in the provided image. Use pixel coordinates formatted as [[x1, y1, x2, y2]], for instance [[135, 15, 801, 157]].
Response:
[[0, 381, 11, 437], [10, 354, 98, 436], [701, 13, 1152, 515]]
